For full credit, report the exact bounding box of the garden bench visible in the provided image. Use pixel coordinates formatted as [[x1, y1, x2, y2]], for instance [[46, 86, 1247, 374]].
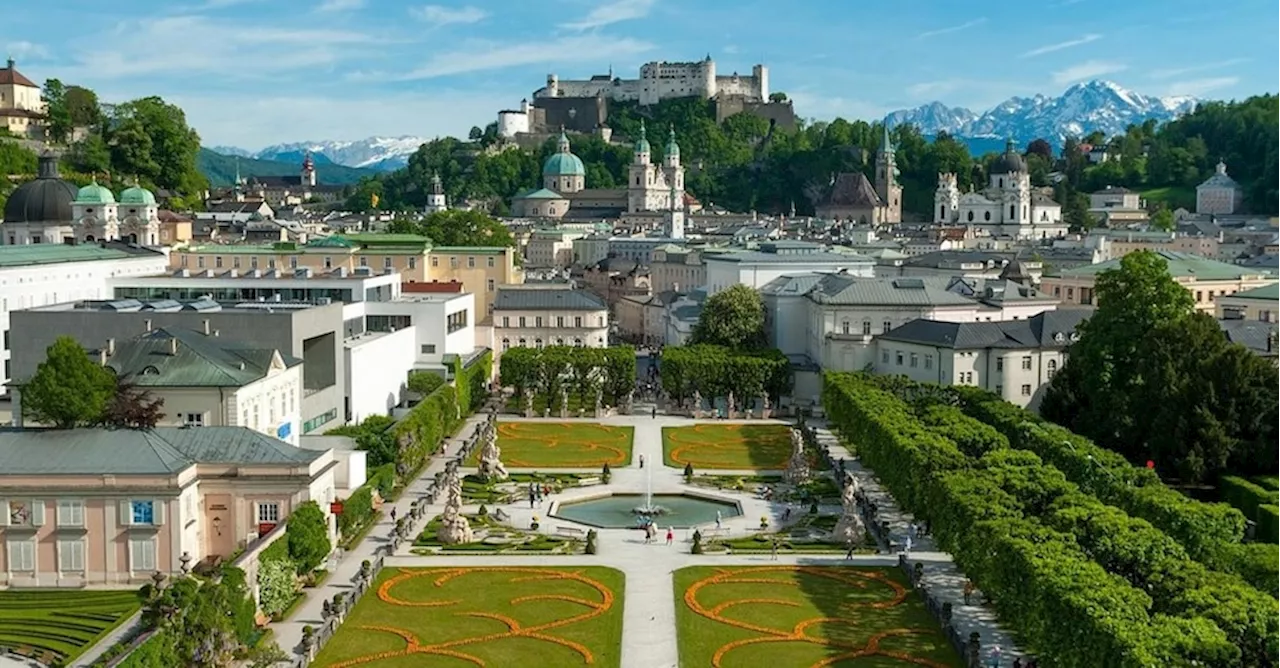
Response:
[[577, 476, 602, 486], [555, 526, 587, 538]]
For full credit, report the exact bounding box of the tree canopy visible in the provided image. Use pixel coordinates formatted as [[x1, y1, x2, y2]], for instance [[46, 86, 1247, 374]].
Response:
[[385, 209, 515, 248], [690, 284, 767, 349], [1041, 250, 1279, 482], [21, 336, 116, 429], [285, 500, 332, 575]]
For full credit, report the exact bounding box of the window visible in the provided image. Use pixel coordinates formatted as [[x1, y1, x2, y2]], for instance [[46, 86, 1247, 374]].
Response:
[[57, 500, 84, 527], [257, 502, 280, 524], [130, 500, 155, 525], [574, 316, 583, 328], [1021, 356, 1032, 370], [1195, 290, 1203, 302], [502, 316, 510, 328], [421, 344, 437, 354], [251, 257, 259, 269], [862, 320, 871, 335], [881, 351, 889, 364], [996, 357, 1003, 372], [535, 316, 543, 328], [487, 257, 495, 268], [359, 256, 368, 267], [289, 256, 298, 269], [268, 259, 276, 269], [447, 310, 468, 333], [924, 355, 933, 370], [502, 338, 511, 351], [129, 538, 156, 572], [882, 320, 891, 334], [910, 353, 918, 368], [535, 338, 543, 349], [518, 316, 527, 328], [1066, 287, 1074, 300], [431, 256, 439, 267], [233, 257, 241, 269], [324, 256, 333, 269], [1047, 359, 1058, 379], [214, 256, 223, 268], [6, 540, 34, 572], [197, 256, 205, 268], [384, 257, 393, 269], [995, 385, 1003, 396], [184, 413, 205, 427], [468, 256, 476, 268], [518, 338, 527, 347], [556, 316, 565, 328], [1021, 384, 1032, 396], [895, 352, 904, 366], [841, 320, 850, 335], [58, 539, 85, 572], [967, 211, 974, 222], [408, 257, 417, 270], [574, 338, 583, 347], [450, 257, 459, 269], [487, 279, 495, 292]]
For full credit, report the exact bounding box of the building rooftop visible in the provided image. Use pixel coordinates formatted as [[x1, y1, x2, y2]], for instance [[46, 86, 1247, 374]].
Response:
[[96, 327, 302, 388], [0, 242, 163, 269], [0, 426, 323, 476], [28, 298, 333, 314], [1225, 282, 1279, 301], [1218, 319, 1278, 357], [1052, 250, 1270, 281], [879, 309, 1092, 350], [807, 274, 977, 307], [494, 288, 606, 311], [133, 267, 396, 281]]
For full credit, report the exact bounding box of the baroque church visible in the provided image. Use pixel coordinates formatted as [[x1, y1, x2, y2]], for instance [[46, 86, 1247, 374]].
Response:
[[934, 140, 1066, 239], [815, 126, 902, 224], [2, 154, 163, 246], [511, 123, 687, 237]]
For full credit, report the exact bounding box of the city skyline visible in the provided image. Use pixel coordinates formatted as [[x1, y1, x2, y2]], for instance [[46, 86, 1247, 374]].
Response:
[[3, 0, 1276, 148]]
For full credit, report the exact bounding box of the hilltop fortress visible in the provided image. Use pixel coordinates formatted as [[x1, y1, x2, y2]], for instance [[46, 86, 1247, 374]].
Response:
[[496, 56, 795, 140]]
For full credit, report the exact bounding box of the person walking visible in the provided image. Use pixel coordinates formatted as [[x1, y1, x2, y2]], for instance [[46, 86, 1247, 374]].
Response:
[[639, 454, 645, 469], [652, 407, 657, 419], [528, 485, 536, 509], [665, 527, 674, 546], [845, 541, 856, 560], [963, 579, 975, 605], [770, 539, 779, 561], [715, 511, 722, 530], [390, 506, 397, 523]]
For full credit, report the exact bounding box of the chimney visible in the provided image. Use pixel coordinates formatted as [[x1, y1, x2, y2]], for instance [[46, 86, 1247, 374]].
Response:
[[144, 319, 153, 332], [202, 319, 211, 336], [168, 337, 179, 355], [106, 338, 115, 356], [213, 329, 220, 337]]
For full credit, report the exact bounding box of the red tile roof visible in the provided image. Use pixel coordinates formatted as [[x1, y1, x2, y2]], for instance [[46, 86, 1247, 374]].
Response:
[[0, 61, 37, 88]]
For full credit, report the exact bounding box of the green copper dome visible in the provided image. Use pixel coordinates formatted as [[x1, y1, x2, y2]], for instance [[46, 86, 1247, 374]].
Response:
[[634, 121, 651, 154], [543, 130, 585, 176], [119, 184, 157, 205], [75, 179, 115, 205], [665, 126, 679, 157]]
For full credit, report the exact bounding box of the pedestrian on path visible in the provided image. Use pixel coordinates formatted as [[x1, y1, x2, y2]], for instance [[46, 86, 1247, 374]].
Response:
[[770, 540, 779, 560], [390, 507, 397, 523], [528, 484, 537, 509], [715, 511, 722, 530], [665, 527, 674, 546], [908, 522, 918, 541], [963, 579, 975, 605], [845, 541, 855, 560], [639, 454, 645, 468], [903, 535, 913, 556], [988, 645, 1002, 668]]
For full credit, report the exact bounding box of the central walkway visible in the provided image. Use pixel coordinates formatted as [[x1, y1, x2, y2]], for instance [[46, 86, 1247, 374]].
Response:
[[279, 410, 1024, 667]]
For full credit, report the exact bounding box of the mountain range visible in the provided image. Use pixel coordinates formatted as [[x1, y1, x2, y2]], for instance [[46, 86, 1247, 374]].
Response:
[[196, 148, 377, 188], [884, 80, 1197, 150], [208, 136, 427, 173]]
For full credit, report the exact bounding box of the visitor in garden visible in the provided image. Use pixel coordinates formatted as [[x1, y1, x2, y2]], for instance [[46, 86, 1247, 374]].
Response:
[[715, 511, 722, 529], [903, 534, 913, 555], [988, 645, 1002, 668], [390, 507, 397, 523], [639, 454, 645, 468], [908, 522, 918, 540], [845, 541, 856, 560], [666, 527, 674, 545], [963, 580, 976, 605], [528, 484, 537, 509], [770, 539, 779, 560]]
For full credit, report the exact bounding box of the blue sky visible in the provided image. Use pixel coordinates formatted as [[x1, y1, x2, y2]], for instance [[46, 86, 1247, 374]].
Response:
[[4, 0, 1276, 149]]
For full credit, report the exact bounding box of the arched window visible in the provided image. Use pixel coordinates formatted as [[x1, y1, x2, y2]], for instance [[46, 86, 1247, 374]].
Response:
[[535, 338, 543, 349], [85, 235, 95, 242], [841, 320, 850, 334], [998, 177, 1003, 188], [1009, 205, 1016, 219], [518, 338, 527, 347], [984, 211, 991, 221], [967, 211, 974, 222], [502, 338, 510, 350], [939, 205, 946, 220], [574, 338, 584, 347], [1047, 359, 1058, 379]]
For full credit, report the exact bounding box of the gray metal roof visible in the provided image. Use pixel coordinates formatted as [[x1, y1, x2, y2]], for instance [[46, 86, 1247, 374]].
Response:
[[808, 274, 976, 306], [0, 427, 322, 475], [99, 328, 302, 388], [493, 288, 606, 311], [707, 250, 873, 265], [878, 309, 1092, 350], [759, 273, 826, 296], [1219, 319, 1278, 357]]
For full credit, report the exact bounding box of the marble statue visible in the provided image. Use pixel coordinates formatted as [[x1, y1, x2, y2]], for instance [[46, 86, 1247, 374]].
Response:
[[760, 393, 771, 419], [783, 428, 810, 484], [478, 430, 508, 481], [560, 386, 570, 419], [727, 392, 736, 419], [594, 388, 604, 418], [523, 386, 535, 418], [621, 390, 633, 415], [692, 390, 703, 418], [437, 468, 474, 545], [832, 471, 864, 547]]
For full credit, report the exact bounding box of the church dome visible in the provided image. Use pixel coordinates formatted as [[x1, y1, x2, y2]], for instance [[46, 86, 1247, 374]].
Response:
[[120, 184, 157, 205], [2, 154, 77, 224], [989, 139, 1028, 175], [634, 121, 651, 154], [665, 126, 680, 157], [76, 179, 116, 205], [542, 131, 585, 176]]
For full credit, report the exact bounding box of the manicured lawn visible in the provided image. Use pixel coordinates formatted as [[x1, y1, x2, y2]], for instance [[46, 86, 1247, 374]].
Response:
[[674, 566, 961, 668], [465, 422, 634, 469], [311, 566, 625, 668], [664, 424, 806, 470], [0, 589, 144, 664], [1140, 186, 1196, 211]]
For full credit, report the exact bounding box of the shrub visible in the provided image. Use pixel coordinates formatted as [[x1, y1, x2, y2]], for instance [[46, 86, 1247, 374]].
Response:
[[368, 463, 397, 496], [286, 501, 331, 575], [1259, 506, 1280, 544], [258, 536, 290, 565], [337, 485, 374, 539], [257, 559, 297, 619], [407, 370, 445, 395], [1221, 475, 1276, 523], [586, 530, 598, 555]]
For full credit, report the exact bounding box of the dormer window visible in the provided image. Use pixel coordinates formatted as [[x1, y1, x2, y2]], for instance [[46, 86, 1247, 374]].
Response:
[[141, 365, 160, 375]]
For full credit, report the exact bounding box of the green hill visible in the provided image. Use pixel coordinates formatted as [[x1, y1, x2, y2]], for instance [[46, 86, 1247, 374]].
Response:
[[197, 147, 375, 187]]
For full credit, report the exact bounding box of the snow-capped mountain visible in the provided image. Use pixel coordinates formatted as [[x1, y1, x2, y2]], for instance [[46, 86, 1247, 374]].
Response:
[[236, 136, 428, 172], [208, 145, 254, 158], [886, 80, 1198, 146]]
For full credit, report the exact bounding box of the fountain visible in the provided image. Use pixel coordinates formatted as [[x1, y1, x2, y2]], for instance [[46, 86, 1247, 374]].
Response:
[[632, 463, 668, 519]]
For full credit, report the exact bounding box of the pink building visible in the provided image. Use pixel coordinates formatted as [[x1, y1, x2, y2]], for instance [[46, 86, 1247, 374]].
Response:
[[0, 427, 338, 588]]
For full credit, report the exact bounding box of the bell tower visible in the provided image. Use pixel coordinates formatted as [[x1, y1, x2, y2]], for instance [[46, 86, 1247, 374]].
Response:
[[875, 124, 902, 223]]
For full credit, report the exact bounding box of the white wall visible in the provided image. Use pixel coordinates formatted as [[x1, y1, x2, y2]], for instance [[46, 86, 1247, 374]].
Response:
[[0, 253, 170, 392], [704, 259, 874, 295], [344, 326, 417, 423]]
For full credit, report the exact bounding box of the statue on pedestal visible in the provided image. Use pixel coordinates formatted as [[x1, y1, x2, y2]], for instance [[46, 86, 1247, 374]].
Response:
[[760, 393, 771, 419], [622, 390, 633, 415], [727, 392, 736, 419], [594, 388, 604, 418], [559, 386, 570, 419], [477, 431, 508, 481], [784, 428, 810, 484], [692, 390, 703, 418], [523, 386, 535, 418], [832, 472, 863, 548], [437, 468, 474, 545]]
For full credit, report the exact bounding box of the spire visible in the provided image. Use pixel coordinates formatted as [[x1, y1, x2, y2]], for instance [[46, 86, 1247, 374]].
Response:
[[639, 120, 647, 142], [880, 123, 894, 155], [1005, 138, 1017, 154], [234, 156, 241, 185]]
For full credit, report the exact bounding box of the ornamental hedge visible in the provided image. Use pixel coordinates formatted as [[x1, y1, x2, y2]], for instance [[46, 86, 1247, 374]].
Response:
[[453, 350, 493, 415], [1260, 506, 1280, 544], [1221, 475, 1278, 524], [659, 345, 792, 403], [822, 373, 1278, 667]]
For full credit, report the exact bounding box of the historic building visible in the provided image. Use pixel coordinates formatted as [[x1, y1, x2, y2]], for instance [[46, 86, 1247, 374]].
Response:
[[0, 58, 45, 138], [815, 127, 902, 224], [933, 140, 1065, 239], [511, 127, 687, 236], [1196, 160, 1244, 215], [424, 172, 448, 214], [2, 154, 163, 246], [536, 57, 768, 106]]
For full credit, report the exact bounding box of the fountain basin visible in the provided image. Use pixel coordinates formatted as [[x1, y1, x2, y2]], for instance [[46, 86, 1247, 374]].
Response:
[[551, 493, 742, 529]]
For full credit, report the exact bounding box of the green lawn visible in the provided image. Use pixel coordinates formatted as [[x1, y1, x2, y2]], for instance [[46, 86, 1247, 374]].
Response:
[[465, 422, 634, 469], [664, 424, 822, 471], [674, 566, 961, 668], [0, 589, 144, 664], [312, 566, 624, 668], [1140, 186, 1196, 211]]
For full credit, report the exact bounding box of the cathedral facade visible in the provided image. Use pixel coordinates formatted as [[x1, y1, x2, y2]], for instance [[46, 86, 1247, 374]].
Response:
[[934, 140, 1066, 239]]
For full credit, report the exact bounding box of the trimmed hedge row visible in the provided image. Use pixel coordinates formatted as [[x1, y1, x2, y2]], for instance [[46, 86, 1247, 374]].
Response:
[[453, 350, 493, 416], [1260, 506, 1280, 544], [822, 373, 1228, 666], [948, 389, 1262, 564], [1221, 475, 1278, 523]]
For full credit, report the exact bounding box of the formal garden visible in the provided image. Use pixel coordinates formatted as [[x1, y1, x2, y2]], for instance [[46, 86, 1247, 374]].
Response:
[[498, 346, 637, 416], [664, 424, 825, 471], [463, 422, 634, 469], [674, 565, 960, 667], [310, 566, 625, 668], [412, 513, 588, 555], [0, 589, 144, 664]]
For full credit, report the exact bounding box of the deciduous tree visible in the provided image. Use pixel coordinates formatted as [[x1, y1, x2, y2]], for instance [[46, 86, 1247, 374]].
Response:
[[690, 284, 766, 349], [21, 336, 116, 428], [285, 500, 332, 575]]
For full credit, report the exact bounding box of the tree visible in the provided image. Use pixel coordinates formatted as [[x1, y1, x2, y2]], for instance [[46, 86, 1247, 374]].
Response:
[[1026, 138, 1054, 161], [1150, 206, 1175, 232], [413, 210, 515, 248], [99, 375, 166, 429], [769, 92, 788, 103], [257, 558, 298, 618], [42, 79, 73, 144], [407, 370, 445, 395], [468, 126, 484, 140], [690, 285, 766, 349], [285, 500, 332, 574], [21, 336, 116, 428]]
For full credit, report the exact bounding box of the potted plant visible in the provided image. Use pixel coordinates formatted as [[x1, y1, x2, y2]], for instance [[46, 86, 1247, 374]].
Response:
[[530, 515, 540, 530], [760, 516, 769, 530]]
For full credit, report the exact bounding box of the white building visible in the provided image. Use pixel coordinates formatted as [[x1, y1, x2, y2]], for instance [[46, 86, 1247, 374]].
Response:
[[343, 326, 416, 424], [359, 291, 476, 369], [0, 243, 170, 393], [0, 58, 46, 138], [704, 242, 874, 295], [491, 287, 608, 363], [535, 57, 768, 106], [1196, 161, 1245, 215], [527, 229, 587, 268], [934, 140, 1065, 239], [424, 173, 449, 214], [873, 309, 1090, 409]]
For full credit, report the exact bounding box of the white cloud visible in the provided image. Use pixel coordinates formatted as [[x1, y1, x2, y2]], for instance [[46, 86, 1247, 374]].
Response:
[[1051, 60, 1127, 85], [316, 0, 366, 12], [396, 35, 653, 80], [560, 0, 656, 31], [1019, 33, 1101, 58], [4, 41, 49, 61], [409, 5, 489, 26], [1162, 77, 1240, 97], [916, 18, 986, 40], [1149, 58, 1247, 80]]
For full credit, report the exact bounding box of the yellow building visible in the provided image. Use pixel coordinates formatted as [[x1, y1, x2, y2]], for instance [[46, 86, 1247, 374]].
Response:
[[1040, 250, 1273, 312], [168, 234, 522, 318]]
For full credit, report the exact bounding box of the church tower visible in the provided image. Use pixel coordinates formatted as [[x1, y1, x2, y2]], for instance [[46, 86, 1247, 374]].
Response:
[[665, 179, 685, 239], [627, 121, 652, 213], [425, 172, 448, 213], [301, 152, 316, 187], [875, 124, 902, 223]]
